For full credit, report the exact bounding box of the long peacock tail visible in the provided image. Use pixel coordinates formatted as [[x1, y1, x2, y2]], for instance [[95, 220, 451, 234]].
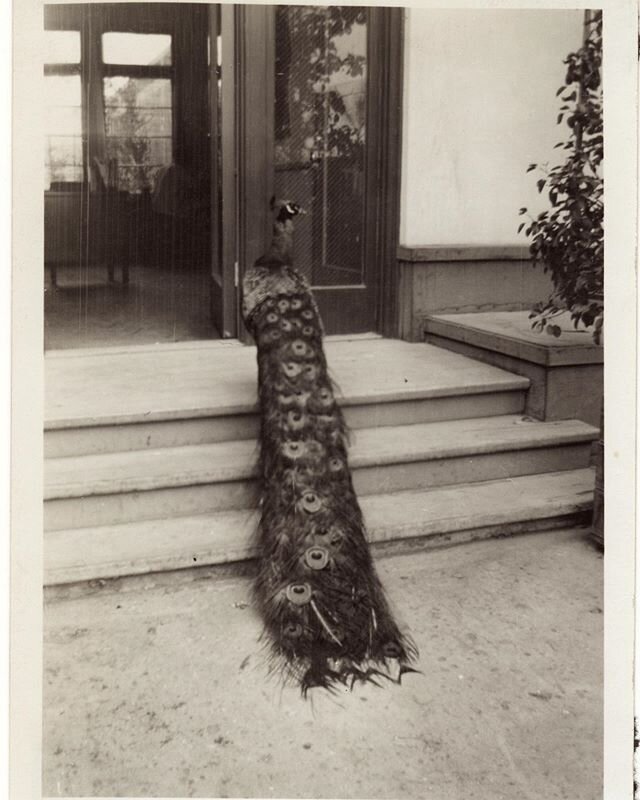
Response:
[[242, 200, 418, 695]]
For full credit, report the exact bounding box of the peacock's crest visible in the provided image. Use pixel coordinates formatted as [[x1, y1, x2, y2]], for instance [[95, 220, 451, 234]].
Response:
[[270, 195, 305, 221]]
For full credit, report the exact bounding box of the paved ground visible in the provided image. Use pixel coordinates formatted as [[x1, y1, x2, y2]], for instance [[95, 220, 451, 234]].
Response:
[[43, 528, 603, 799]]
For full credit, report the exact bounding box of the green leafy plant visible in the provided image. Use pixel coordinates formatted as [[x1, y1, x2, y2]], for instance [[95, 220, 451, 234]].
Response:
[[519, 11, 603, 343]]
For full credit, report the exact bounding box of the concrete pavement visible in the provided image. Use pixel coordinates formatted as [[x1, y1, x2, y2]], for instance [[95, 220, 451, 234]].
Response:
[[43, 527, 603, 799]]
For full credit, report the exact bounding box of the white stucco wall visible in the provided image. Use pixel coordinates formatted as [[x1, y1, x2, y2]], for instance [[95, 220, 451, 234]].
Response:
[[400, 8, 584, 247]]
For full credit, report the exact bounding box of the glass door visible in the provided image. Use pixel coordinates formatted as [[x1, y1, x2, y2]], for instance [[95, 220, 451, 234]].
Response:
[[233, 5, 403, 337], [273, 7, 372, 333], [43, 3, 221, 349]]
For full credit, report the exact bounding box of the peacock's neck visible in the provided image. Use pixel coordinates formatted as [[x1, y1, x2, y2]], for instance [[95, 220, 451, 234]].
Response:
[[271, 219, 294, 264]]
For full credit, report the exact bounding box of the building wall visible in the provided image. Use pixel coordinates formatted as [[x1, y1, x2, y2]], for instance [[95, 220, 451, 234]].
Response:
[[400, 9, 584, 247]]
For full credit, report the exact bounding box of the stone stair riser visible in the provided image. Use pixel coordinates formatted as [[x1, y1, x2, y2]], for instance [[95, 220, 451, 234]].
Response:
[[344, 391, 525, 433], [44, 415, 259, 459], [44, 390, 526, 458], [44, 441, 592, 531], [354, 443, 592, 496], [44, 480, 258, 532], [46, 513, 591, 587], [43, 468, 595, 586]]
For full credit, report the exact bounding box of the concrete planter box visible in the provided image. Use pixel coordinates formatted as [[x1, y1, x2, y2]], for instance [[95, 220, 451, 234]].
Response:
[[423, 311, 603, 428]]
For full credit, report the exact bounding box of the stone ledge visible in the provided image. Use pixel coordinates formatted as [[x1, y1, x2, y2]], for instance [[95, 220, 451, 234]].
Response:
[[398, 244, 530, 262], [424, 311, 603, 367]]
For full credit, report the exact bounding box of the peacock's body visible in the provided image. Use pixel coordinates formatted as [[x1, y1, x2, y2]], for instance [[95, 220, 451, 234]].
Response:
[[242, 198, 417, 694]]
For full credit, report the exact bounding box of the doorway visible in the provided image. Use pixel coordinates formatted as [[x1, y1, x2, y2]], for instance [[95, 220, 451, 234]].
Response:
[[233, 5, 404, 337], [43, 4, 403, 349]]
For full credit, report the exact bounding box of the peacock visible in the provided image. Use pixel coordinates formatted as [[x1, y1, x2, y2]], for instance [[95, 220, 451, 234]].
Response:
[[242, 197, 418, 695]]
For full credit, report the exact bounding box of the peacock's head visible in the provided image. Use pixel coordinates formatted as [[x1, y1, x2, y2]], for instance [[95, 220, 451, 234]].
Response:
[[270, 195, 307, 222]]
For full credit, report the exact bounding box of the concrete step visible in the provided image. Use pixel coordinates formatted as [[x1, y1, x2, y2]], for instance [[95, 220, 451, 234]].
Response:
[[45, 339, 529, 456], [45, 388, 528, 457], [44, 468, 595, 585], [44, 415, 598, 531]]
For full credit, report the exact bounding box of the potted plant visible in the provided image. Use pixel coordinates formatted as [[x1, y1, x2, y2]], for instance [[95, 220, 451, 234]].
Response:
[[519, 10, 603, 544]]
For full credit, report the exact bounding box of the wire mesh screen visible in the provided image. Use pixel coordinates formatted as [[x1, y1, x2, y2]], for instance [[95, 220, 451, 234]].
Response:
[[274, 6, 367, 287]]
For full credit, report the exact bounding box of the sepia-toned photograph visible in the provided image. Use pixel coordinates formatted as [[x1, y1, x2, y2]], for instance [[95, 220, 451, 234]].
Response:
[[8, 0, 638, 798]]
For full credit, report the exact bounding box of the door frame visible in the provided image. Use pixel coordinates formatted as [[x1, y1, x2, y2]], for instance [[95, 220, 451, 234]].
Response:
[[222, 5, 405, 341], [214, 4, 274, 341], [211, 4, 237, 339], [367, 6, 405, 338]]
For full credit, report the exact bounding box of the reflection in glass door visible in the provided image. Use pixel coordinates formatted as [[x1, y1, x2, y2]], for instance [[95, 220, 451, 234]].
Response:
[[273, 6, 374, 333], [275, 6, 367, 287]]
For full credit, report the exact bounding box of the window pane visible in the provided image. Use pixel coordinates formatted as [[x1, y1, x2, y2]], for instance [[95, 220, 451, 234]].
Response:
[[274, 6, 367, 286], [46, 104, 82, 136], [103, 77, 173, 193], [44, 74, 83, 189], [46, 135, 83, 165], [102, 33, 172, 66], [104, 76, 172, 108], [44, 29, 80, 64], [105, 107, 172, 138]]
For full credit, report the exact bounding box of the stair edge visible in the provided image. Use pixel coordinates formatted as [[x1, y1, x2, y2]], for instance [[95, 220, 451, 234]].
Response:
[[44, 418, 599, 500], [44, 469, 594, 585]]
